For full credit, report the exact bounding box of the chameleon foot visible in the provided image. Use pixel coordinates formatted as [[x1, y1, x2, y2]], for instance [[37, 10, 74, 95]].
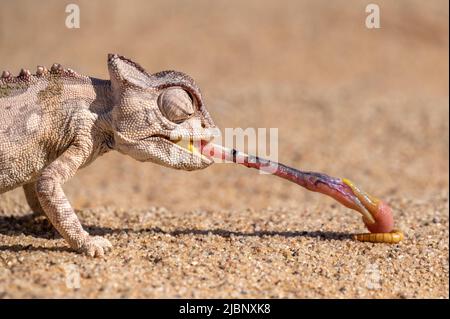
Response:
[[78, 236, 112, 257]]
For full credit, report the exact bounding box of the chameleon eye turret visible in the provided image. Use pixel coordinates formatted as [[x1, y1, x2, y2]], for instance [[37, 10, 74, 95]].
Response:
[[158, 87, 195, 123]]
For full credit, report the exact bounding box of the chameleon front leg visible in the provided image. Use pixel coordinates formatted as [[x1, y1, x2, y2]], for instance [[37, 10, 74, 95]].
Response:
[[36, 144, 112, 257], [23, 182, 45, 216]]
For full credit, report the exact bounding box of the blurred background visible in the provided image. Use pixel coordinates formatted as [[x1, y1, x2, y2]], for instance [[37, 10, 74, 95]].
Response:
[[0, 0, 448, 212]]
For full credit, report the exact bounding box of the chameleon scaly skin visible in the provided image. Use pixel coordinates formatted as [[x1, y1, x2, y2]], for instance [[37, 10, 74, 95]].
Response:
[[1, 54, 218, 256], [1, 54, 401, 256]]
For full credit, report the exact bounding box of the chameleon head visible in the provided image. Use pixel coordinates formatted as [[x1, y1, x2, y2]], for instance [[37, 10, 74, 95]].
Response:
[[107, 54, 218, 170]]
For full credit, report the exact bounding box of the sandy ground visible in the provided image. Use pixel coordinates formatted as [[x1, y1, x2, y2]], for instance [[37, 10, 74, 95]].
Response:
[[0, 0, 448, 298]]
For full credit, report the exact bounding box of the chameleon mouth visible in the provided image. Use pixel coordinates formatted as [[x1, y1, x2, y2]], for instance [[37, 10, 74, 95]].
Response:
[[170, 137, 213, 162]]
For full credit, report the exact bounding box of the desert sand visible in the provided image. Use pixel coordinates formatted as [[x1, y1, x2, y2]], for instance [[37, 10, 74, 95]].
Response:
[[0, 0, 448, 298]]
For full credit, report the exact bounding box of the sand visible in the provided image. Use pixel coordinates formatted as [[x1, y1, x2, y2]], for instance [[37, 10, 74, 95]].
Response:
[[0, 0, 448, 298]]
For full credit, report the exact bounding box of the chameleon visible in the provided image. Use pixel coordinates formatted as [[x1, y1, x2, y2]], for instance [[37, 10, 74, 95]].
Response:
[[0, 54, 401, 257], [1, 54, 218, 257]]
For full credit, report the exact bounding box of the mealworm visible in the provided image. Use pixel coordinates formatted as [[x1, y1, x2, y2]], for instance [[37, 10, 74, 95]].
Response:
[[353, 229, 404, 243]]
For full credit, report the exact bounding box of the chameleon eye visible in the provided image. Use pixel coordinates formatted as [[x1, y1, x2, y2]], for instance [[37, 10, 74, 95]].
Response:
[[157, 87, 195, 124]]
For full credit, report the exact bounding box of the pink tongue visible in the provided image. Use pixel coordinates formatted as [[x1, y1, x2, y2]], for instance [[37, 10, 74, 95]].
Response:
[[364, 201, 394, 233], [202, 142, 395, 234]]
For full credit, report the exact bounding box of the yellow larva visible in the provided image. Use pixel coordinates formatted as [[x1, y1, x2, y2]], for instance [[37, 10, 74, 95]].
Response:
[[353, 229, 404, 243]]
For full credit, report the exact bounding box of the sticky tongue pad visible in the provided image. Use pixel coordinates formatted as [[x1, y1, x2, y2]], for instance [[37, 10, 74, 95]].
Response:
[[364, 201, 394, 233]]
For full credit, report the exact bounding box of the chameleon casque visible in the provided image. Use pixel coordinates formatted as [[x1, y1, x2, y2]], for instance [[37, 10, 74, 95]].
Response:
[[0, 54, 218, 257], [0, 54, 401, 257]]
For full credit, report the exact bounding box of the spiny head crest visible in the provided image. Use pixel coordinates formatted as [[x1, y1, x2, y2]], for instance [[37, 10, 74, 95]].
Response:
[[36, 65, 48, 77], [18, 68, 31, 79], [50, 63, 64, 74], [1, 70, 11, 79], [0, 63, 81, 83]]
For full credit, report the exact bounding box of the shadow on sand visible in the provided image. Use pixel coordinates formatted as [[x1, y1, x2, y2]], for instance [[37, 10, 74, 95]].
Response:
[[0, 212, 353, 253]]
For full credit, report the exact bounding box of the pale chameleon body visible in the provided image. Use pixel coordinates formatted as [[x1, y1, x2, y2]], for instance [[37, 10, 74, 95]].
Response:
[[0, 54, 217, 256]]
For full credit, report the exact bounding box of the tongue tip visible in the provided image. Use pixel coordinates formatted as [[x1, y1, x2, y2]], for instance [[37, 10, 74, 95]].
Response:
[[364, 201, 394, 233]]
